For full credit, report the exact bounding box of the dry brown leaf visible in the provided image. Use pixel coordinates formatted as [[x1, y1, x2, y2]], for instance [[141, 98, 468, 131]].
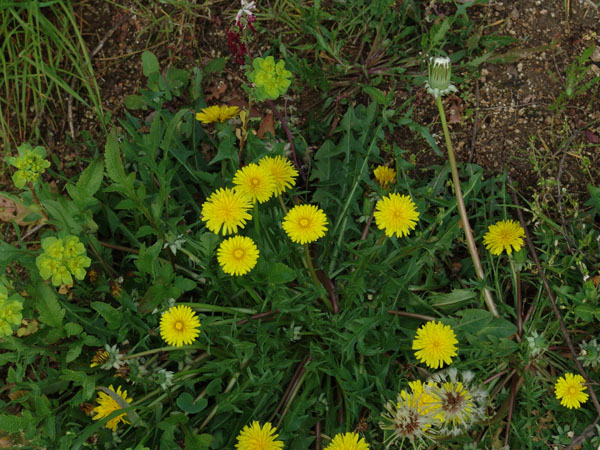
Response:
[[206, 81, 227, 101], [257, 112, 275, 138], [8, 390, 28, 401], [0, 195, 32, 225], [17, 319, 39, 337]]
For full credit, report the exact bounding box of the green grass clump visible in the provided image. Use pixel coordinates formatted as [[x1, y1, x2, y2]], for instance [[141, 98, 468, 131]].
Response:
[[0, 0, 104, 150]]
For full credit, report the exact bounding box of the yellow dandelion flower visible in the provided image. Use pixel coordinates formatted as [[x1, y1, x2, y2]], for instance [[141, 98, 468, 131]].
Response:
[[282, 204, 328, 244], [373, 165, 396, 187], [159, 305, 201, 347], [233, 163, 277, 204], [412, 321, 458, 369], [196, 105, 240, 124], [217, 236, 259, 276], [235, 421, 284, 450], [325, 432, 370, 450], [374, 193, 419, 238], [483, 219, 525, 255], [403, 380, 438, 415], [555, 373, 589, 409], [92, 385, 133, 431], [259, 156, 298, 196], [201, 187, 252, 235]]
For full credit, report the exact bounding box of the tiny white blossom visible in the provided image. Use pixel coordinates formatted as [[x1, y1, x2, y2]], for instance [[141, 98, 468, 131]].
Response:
[[236, 0, 256, 24]]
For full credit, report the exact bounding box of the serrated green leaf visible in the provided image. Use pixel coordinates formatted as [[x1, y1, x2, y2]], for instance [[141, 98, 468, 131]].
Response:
[[91, 302, 122, 330], [36, 281, 65, 327], [74, 156, 104, 204], [104, 128, 128, 186], [66, 341, 83, 362]]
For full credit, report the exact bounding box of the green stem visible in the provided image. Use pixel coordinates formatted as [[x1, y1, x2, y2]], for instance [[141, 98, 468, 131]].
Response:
[[121, 345, 203, 361], [179, 302, 256, 315], [252, 202, 260, 237], [436, 96, 499, 318], [278, 195, 288, 215], [304, 244, 333, 312]]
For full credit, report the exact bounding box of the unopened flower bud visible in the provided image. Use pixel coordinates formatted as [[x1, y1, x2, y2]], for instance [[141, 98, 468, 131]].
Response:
[[425, 56, 457, 98]]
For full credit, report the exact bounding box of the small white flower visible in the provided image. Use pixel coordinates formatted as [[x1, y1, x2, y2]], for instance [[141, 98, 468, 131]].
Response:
[[236, 0, 256, 24]]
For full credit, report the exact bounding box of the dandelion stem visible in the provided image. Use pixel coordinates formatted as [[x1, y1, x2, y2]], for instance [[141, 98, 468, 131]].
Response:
[[179, 302, 256, 315], [304, 244, 333, 312], [278, 194, 288, 215], [122, 345, 203, 361], [253, 202, 261, 240], [436, 96, 498, 318]]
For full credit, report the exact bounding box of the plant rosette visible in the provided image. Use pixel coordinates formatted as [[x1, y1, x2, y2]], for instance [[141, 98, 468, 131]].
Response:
[[5, 143, 51, 189], [247, 56, 292, 101]]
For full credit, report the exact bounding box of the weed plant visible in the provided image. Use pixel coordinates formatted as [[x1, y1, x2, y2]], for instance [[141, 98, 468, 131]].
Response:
[[0, 1, 599, 449]]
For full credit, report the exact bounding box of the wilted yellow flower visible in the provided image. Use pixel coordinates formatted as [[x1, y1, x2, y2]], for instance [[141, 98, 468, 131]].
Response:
[[196, 105, 240, 124], [373, 165, 396, 187], [92, 385, 133, 431]]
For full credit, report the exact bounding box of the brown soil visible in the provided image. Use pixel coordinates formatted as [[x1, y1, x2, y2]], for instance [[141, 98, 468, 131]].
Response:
[[2, 0, 600, 209]]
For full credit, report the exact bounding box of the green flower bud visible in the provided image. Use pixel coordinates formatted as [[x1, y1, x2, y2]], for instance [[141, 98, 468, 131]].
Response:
[[425, 56, 457, 98]]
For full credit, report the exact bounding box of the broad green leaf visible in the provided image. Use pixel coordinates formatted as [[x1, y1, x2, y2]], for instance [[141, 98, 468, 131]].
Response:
[[176, 392, 207, 413], [104, 129, 127, 186], [74, 156, 104, 203], [36, 281, 65, 327], [124, 94, 147, 110], [142, 50, 160, 76], [430, 289, 477, 308], [265, 263, 296, 284]]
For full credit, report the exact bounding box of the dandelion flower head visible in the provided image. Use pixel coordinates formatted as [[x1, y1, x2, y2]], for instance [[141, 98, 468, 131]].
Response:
[[373, 165, 396, 187], [233, 163, 277, 204], [282, 204, 328, 244], [401, 380, 439, 416], [159, 305, 201, 347], [92, 385, 133, 431], [217, 235, 259, 276], [380, 389, 436, 446], [555, 373, 588, 409], [235, 421, 284, 450], [196, 105, 240, 124], [483, 219, 525, 255], [427, 369, 488, 436], [412, 321, 458, 369], [201, 187, 252, 235], [374, 193, 419, 238], [325, 432, 369, 450], [259, 156, 298, 196]]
